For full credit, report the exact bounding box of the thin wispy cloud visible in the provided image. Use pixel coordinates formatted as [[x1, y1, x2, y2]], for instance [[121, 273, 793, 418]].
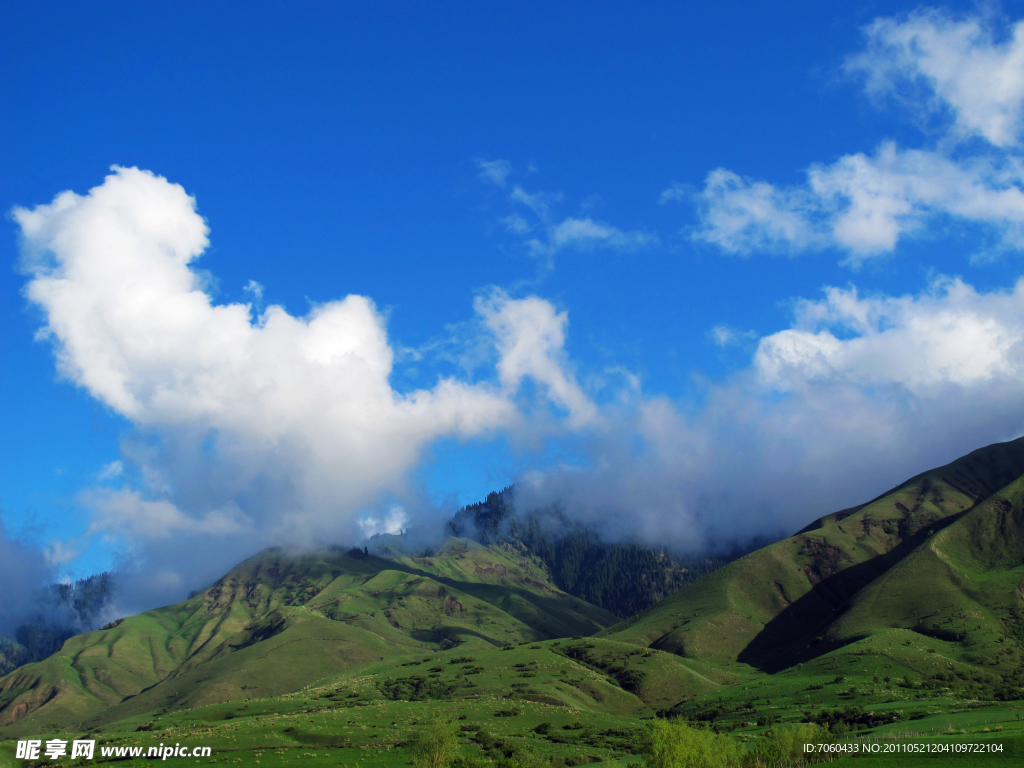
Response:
[[708, 325, 757, 348], [476, 158, 512, 188], [96, 460, 123, 482], [243, 279, 264, 306], [477, 159, 657, 261], [541, 217, 657, 256]]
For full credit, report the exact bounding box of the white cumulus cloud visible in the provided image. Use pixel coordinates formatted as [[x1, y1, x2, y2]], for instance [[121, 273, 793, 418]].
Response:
[[756, 277, 1024, 391], [692, 143, 1024, 262], [691, 169, 822, 254], [476, 290, 597, 428], [358, 505, 409, 538], [14, 166, 592, 609]]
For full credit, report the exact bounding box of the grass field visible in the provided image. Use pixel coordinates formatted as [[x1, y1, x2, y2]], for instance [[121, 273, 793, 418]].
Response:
[[2, 637, 1023, 767]]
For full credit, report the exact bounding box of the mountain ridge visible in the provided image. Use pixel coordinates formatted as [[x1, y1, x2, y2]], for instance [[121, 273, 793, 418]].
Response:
[[602, 435, 1024, 681], [0, 540, 613, 735], [447, 488, 741, 617]]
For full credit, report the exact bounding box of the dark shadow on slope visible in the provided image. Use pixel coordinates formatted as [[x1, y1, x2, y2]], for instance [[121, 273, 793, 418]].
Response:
[[229, 611, 289, 650], [738, 515, 966, 673], [431, 625, 507, 648]]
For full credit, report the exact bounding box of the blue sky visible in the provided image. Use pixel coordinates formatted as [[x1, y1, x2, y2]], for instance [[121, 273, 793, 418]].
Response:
[[5, 1, 1024, 611]]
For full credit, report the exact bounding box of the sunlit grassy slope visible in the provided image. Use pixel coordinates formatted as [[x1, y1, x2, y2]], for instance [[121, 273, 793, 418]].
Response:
[[0, 638, 738, 767], [0, 539, 614, 735], [1, 636, 1023, 768], [603, 436, 1024, 675]]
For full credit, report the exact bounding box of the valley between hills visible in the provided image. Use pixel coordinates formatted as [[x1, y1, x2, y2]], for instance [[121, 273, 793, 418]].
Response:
[[5, 438, 1024, 767]]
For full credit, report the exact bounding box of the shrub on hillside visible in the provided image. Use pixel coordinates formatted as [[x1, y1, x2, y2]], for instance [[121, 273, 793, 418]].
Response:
[[408, 719, 461, 768], [756, 723, 835, 767], [640, 720, 740, 768]]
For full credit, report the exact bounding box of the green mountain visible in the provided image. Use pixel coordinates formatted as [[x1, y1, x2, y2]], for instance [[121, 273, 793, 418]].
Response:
[[0, 540, 613, 735], [603, 436, 1024, 691]]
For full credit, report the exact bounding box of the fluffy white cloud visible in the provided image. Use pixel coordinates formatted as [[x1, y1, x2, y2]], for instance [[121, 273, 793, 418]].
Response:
[[476, 291, 597, 428], [756, 277, 1024, 391], [693, 143, 1024, 261], [14, 167, 592, 607], [691, 169, 821, 254], [16, 168, 515, 522], [846, 9, 1024, 147], [358, 505, 409, 538]]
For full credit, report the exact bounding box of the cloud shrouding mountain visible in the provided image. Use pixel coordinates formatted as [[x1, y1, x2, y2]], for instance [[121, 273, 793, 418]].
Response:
[[517, 275, 1024, 549], [561, 6, 1024, 547], [18, 166, 1024, 608], [0, 517, 55, 637]]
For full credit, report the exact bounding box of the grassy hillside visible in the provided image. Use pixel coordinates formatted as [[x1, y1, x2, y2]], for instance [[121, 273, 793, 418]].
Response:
[[2, 635, 1023, 768], [0, 540, 614, 736], [0, 638, 720, 768], [603, 436, 1024, 688]]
